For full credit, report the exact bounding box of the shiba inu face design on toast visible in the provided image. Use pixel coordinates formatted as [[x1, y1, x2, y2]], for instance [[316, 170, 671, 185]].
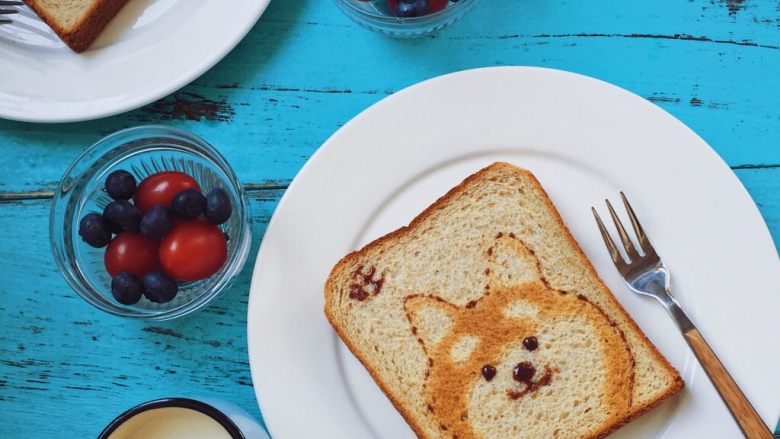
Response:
[[404, 235, 635, 439]]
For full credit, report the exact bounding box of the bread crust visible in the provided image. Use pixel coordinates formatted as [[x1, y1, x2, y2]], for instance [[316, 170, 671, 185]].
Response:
[[324, 162, 684, 439], [24, 0, 130, 52]]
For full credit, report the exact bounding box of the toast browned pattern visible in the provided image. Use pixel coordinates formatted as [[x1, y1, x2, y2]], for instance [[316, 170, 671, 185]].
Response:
[[324, 162, 683, 439]]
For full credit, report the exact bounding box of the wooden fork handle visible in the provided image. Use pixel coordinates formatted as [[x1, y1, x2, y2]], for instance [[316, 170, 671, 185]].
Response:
[[683, 328, 772, 439]]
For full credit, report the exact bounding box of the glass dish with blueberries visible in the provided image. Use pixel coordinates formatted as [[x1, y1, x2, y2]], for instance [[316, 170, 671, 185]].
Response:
[[50, 126, 252, 320], [333, 0, 481, 37]]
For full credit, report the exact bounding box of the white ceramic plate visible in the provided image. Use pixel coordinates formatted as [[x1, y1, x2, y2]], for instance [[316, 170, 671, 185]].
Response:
[[248, 67, 779, 438], [0, 0, 270, 123]]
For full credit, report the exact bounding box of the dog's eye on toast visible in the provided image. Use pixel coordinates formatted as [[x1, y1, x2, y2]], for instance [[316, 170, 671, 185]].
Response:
[[481, 364, 497, 381]]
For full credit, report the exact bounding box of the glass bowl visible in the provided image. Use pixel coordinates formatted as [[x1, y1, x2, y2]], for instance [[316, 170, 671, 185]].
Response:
[[50, 126, 252, 320], [333, 0, 481, 37]]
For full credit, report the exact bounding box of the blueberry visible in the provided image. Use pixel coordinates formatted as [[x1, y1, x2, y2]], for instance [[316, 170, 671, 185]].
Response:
[[105, 170, 137, 200], [111, 272, 144, 305], [103, 200, 142, 233], [394, 0, 429, 17], [139, 204, 172, 240], [78, 213, 112, 248], [204, 188, 232, 225], [171, 188, 206, 220], [142, 271, 178, 303]]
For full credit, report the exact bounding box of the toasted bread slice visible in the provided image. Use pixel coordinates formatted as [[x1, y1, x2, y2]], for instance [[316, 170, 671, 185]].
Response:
[[24, 0, 129, 52], [324, 162, 683, 439]]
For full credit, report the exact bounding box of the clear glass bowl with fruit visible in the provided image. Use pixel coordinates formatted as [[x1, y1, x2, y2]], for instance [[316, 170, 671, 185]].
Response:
[[50, 126, 252, 320], [333, 0, 481, 37]]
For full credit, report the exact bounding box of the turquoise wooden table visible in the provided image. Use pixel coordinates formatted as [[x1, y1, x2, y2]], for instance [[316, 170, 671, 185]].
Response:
[[1, 1, 778, 437]]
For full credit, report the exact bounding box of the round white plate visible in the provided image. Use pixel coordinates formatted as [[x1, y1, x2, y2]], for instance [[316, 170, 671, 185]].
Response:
[[0, 0, 270, 123], [248, 67, 779, 438]]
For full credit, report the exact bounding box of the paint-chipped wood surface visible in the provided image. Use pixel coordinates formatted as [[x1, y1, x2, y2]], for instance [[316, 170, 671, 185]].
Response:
[[0, 1, 778, 437]]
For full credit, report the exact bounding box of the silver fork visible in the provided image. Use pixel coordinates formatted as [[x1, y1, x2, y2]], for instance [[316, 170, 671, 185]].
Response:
[[0, 1, 22, 25], [592, 193, 772, 439]]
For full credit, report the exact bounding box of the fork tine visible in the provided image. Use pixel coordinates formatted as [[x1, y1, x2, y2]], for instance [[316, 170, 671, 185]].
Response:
[[0, 9, 18, 14], [605, 198, 640, 260], [591, 207, 626, 268], [620, 192, 657, 257], [0, 1, 23, 5]]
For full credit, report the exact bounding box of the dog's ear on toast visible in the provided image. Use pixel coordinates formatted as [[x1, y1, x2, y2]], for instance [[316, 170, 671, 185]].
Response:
[[485, 234, 544, 288], [404, 295, 460, 352]]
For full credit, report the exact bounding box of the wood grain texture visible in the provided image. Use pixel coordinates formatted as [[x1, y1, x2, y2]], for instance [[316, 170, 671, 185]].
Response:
[[683, 328, 773, 439], [0, 0, 778, 437], [2, 1, 780, 193]]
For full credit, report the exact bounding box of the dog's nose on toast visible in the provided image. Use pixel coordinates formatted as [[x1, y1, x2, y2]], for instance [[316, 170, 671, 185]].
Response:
[[513, 361, 536, 382], [508, 362, 553, 400]]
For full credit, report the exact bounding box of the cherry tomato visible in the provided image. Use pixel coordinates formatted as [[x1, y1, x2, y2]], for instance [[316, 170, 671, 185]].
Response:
[[134, 171, 200, 212], [159, 219, 227, 281], [104, 232, 162, 278]]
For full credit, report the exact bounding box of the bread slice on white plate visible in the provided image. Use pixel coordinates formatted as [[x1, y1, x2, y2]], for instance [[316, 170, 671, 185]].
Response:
[[24, 0, 130, 52], [325, 162, 683, 439]]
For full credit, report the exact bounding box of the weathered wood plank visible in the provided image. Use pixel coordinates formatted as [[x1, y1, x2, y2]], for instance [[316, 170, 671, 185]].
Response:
[[1, 0, 779, 193]]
